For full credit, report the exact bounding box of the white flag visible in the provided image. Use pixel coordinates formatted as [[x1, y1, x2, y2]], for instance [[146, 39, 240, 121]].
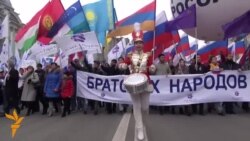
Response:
[[0, 14, 9, 64], [14, 45, 21, 68], [107, 39, 125, 63], [56, 31, 101, 56]]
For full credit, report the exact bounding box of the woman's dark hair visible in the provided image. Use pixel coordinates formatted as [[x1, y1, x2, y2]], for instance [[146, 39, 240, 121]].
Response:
[[118, 57, 124, 60], [51, 62, 58, 66], [158, 54, 164, 58], [37, 63, 43, 68], [208, 55, 215, 63], [64, 70, 71, 76]]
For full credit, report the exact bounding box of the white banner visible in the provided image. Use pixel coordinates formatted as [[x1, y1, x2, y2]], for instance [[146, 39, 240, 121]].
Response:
[[20, 60, 37, 70], [28, 42, 58, 61], [56, 31, 101, 56], [77, 71, 250, 105]]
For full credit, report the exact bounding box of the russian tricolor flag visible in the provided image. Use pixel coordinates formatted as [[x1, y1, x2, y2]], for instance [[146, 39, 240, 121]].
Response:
[[143, 11, 180, 59], [176, 35, 190, 54], [182, 42, 198, 56], [162, 43, 178, 61], [228, 40, 246, 54], [198, 41, 228, 63]]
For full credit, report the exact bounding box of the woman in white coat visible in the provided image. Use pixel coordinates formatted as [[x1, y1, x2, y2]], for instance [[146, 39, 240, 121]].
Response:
[[21, 66, 39, 116]]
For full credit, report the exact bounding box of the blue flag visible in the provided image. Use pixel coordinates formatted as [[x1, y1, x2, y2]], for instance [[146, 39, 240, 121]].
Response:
[[67, 1, 90, 33], [97, 31, 106, 47], [48, 0, 89, 37], [83, 0, 115, 32]]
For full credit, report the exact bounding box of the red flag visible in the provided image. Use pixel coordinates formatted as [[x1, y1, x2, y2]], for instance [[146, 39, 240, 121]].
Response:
[[37, 0, 64, 44], [15, 2, 49, 42]]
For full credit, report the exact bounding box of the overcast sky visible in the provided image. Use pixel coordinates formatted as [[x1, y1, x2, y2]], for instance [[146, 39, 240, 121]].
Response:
[[10, 0, 172, 24]]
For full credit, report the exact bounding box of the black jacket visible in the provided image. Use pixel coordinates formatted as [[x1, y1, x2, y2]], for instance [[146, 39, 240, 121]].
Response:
[[221, 60, 241, 70], [101, 65, 120, 76], [189, 62, 206, 74], [5, 68, 19, 98]]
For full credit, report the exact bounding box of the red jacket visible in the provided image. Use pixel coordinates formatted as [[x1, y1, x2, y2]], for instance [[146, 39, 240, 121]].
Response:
[[124, 51, 153, 83], [61, 78, 74, 98]]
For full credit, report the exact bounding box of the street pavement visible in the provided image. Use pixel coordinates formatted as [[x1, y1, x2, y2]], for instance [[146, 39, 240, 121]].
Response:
[[1, 109, 250, 141]]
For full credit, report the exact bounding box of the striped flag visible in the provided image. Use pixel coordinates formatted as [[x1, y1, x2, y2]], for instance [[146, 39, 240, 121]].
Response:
[[15, 2, 49, 53]]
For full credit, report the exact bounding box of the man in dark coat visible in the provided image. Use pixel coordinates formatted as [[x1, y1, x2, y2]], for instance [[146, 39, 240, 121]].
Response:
[[35, 63, 48, 114], [220, 54, 242, 114], [189, 55, 207, 115], [70, 58, 91, 113], [0, 68, 5, 116], [88, 60, 104, 115], [3, 60, 20, 114], [101, 59, 120, 114]]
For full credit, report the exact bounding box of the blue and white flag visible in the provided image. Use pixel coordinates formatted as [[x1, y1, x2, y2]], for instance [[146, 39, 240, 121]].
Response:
[[107, 38, 125, 63]]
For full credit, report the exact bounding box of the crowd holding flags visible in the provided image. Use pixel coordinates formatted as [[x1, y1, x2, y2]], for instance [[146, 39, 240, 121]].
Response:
[[0, 0, 249, 70], [0, 0, 250, 121]]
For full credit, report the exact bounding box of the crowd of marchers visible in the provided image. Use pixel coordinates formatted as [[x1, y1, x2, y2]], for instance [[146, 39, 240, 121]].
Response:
[[0, 53, 249, 117]]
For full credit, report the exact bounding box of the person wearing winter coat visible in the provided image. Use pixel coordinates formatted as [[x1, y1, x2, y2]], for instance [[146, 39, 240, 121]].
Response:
[[44, 63, 62, 117], [189, 55, 207, 115], [209, 56, 225, 116], [60, 71, 74, 117], [0, 69, 5, 117], [175, 59, 191, 116], [220, 54, 242, 114], [3, 60, 20, 114], [21, 66, 39, 116]]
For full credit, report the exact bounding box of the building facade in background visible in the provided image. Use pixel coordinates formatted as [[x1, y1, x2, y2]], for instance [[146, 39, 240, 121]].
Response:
[[0, 0, 23, 55]]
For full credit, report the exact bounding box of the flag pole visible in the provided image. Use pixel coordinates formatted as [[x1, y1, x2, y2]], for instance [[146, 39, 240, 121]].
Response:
[[5, 12, 10, 62], [180, 35, 186, 62], [121, 38, 126, 59], [152, 30, 156, 62], [58, 47, 62, 67], [152, 0, 157, 62], [195, 27, 198, 66]]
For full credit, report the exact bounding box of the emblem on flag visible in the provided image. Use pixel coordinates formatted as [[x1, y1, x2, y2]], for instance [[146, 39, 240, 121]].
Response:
[[86, 10, 96, 22], [42, 15, 54, 30], [112, 45, 119, 54], [71, 34, 85, 42]]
